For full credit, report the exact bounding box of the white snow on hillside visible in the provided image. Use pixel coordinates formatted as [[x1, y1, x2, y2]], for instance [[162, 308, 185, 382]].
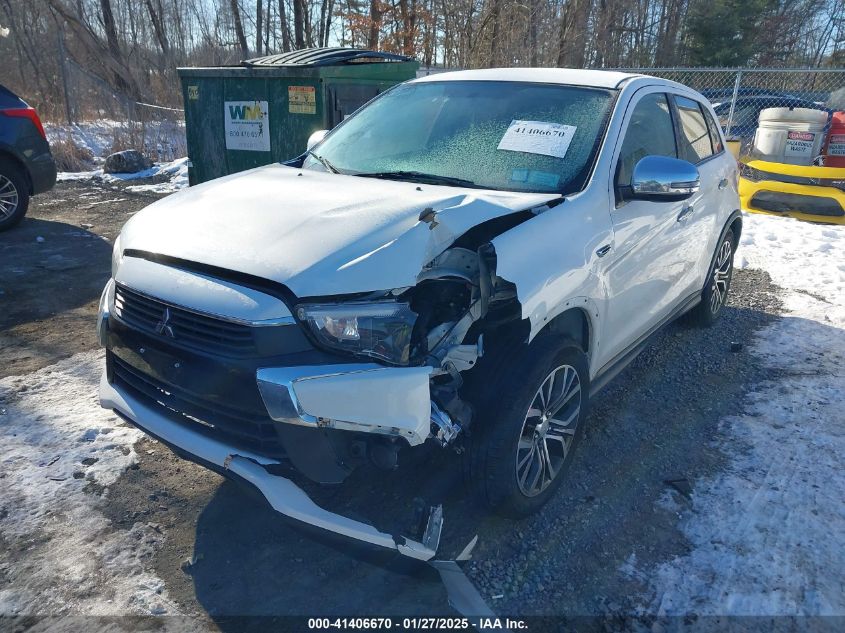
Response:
[[627, 212, 845, 615], [47, 120, 189, 193], [0, 352, 178, 616], [45, 119, 186, 163]]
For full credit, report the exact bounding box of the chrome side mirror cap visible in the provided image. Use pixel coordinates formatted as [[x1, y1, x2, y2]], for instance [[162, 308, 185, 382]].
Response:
[[631, 155, 700, 201], [307, 129, 329, 151]]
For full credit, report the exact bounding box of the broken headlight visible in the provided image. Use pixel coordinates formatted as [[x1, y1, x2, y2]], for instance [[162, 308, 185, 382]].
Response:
[[296, 301, 417, 365]]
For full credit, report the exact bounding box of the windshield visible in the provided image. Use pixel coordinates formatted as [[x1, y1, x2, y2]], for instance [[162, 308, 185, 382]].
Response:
[[304, 80, 615, 194]]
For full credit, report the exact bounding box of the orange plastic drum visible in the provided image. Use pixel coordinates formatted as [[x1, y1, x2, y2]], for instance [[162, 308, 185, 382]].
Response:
[[824, 111, 845, 167]]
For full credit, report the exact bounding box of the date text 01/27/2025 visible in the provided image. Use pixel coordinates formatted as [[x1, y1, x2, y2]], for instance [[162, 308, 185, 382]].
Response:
[[306, 618, 528, 630]]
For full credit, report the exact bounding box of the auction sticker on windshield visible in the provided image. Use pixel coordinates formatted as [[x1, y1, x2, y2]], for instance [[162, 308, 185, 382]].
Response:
[[497, 120, 576, 159], [224, 100, 270, 152]]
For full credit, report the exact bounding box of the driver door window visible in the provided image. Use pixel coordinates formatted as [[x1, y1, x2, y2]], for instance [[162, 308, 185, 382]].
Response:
[[615, 92, 677, 200]]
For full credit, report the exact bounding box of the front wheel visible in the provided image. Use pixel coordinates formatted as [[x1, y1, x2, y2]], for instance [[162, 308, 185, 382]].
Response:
[[466, 337, 590, 517], [686, 229, 735, 327]]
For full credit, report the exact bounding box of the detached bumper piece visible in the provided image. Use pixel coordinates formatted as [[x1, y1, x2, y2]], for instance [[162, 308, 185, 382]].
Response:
[[256, 364, 434, 446], [740, 159, 845, 224], [100, 373, 443, 561]]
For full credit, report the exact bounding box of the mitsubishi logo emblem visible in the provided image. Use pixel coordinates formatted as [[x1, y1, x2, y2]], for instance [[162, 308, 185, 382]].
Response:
[[155, 307, 175, 338]]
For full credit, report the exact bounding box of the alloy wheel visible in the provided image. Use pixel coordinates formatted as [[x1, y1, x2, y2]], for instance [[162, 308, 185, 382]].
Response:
[[0, 175, 19, 221], [515, 364, 582, 497], [710, 238, 733, 314]]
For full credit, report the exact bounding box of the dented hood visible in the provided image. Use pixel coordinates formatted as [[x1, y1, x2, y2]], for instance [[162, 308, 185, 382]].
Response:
[[120, 164, 558, 297]]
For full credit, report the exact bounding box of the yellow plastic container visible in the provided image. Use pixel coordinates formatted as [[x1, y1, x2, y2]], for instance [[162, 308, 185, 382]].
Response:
[[726, 139, 741, 159]]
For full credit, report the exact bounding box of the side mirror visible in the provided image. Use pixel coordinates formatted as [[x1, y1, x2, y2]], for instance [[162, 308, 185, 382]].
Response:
[[630, 155, 700, 201], [307, 129, 328, 151]]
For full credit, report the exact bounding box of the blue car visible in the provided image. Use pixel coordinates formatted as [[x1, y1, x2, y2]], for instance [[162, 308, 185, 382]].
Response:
[[0, 84, 56, 231]]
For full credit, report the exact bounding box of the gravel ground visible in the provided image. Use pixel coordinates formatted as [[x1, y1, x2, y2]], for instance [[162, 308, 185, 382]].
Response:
[[1, 181, 786, 624], [463, 268, 783, 614]]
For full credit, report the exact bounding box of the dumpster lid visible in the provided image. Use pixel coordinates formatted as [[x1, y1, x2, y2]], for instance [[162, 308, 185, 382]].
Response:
[[243, 47, 414, 67]]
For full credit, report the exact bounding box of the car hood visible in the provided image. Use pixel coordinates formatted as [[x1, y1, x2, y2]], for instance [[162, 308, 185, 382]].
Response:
[[120, 164, 559, 297]]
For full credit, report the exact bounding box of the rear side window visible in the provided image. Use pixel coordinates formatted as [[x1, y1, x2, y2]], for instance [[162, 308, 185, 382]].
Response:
[[702, 106, 724, 153], [616, 92, 677, 188], [674, 96, 714, 162]]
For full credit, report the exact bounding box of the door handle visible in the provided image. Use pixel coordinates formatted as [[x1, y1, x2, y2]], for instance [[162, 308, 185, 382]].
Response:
[[677, 205, 694, 222], [718, 178, 729, 190], [596, 244, 612, 257]]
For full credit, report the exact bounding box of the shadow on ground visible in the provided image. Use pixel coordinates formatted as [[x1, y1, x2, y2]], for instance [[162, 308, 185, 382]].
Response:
[[0, 217, 112, 329], [0, 217, 113, 376], [189, 480, 453, 622]]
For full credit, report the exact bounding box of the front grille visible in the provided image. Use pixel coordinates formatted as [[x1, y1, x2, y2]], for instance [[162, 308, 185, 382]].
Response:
[[110, 353, 286, 458], [113, 284, 257, 357]]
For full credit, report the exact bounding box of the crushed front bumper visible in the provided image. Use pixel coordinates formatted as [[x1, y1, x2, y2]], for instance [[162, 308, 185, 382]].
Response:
[[100, 372, 444, 560], [256, 363, 434, 446]]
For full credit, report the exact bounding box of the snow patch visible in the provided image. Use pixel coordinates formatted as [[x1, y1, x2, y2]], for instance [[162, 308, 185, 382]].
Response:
[[125, 157, 189, 194], [738, 211, 845, 325], [626, 212, 845, 616], [0, 351, 177, 615]]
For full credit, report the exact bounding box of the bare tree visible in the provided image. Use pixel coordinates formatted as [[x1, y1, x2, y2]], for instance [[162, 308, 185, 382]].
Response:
[[256, 0, 263, 55], [144, 0, 170, 61], [230, 0, 249, 57], [294, 0, 306, 47], [278, 0, 291, 50], [2, 0, 842, 125], [367, 0, 380, 49]]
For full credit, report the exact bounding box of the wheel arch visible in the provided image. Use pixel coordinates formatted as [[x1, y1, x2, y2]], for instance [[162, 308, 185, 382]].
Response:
[[728, 211, 742, 249], [0, 147, 33, 194], [540, 305, 593, 360]]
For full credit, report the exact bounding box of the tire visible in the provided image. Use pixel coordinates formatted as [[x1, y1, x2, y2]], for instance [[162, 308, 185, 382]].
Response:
[[0, 159, 30, 232], [465, 335, 590, 517], [685, 229, 735, 327]]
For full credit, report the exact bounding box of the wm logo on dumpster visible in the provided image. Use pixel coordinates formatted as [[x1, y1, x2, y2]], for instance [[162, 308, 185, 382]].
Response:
[[228, 103, 265, 121]]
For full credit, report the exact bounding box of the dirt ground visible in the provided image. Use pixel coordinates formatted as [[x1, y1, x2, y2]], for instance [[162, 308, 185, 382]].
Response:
[[0, 181, 164, 377], [0, 181, 787, 625]]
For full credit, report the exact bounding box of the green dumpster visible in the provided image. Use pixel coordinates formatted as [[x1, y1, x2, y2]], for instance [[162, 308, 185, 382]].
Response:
[[178, 47, 419, 185]]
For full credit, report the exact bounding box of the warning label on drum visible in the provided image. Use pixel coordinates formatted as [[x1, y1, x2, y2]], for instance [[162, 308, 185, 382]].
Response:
[[784, 130, 816, 158], [828, 133, 845, 157]]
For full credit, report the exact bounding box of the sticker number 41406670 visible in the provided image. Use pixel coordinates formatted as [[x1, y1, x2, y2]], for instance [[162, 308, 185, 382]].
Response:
[[497, 120, 577, 159]]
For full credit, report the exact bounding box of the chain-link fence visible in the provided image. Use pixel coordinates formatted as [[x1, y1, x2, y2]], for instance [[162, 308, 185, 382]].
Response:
[[610, 68, 845, 160]]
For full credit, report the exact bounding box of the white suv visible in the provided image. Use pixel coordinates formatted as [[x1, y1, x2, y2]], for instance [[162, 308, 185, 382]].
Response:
[[98, 68, 740, 561]]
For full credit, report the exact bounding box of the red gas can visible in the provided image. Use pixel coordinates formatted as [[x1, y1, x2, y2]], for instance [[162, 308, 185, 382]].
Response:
[[824, 111, 845, 167]]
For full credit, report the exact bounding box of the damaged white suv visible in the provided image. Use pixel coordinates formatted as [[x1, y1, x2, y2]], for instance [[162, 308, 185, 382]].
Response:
[[98, 69, 740, 560]]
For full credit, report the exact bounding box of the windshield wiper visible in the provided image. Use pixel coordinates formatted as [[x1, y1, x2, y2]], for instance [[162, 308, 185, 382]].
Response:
[[306, 150, 341, 174], [356, 170, 482, 188]]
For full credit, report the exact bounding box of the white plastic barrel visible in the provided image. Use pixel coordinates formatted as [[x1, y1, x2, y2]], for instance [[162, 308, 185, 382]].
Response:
[[751, 107, 828, 165]]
